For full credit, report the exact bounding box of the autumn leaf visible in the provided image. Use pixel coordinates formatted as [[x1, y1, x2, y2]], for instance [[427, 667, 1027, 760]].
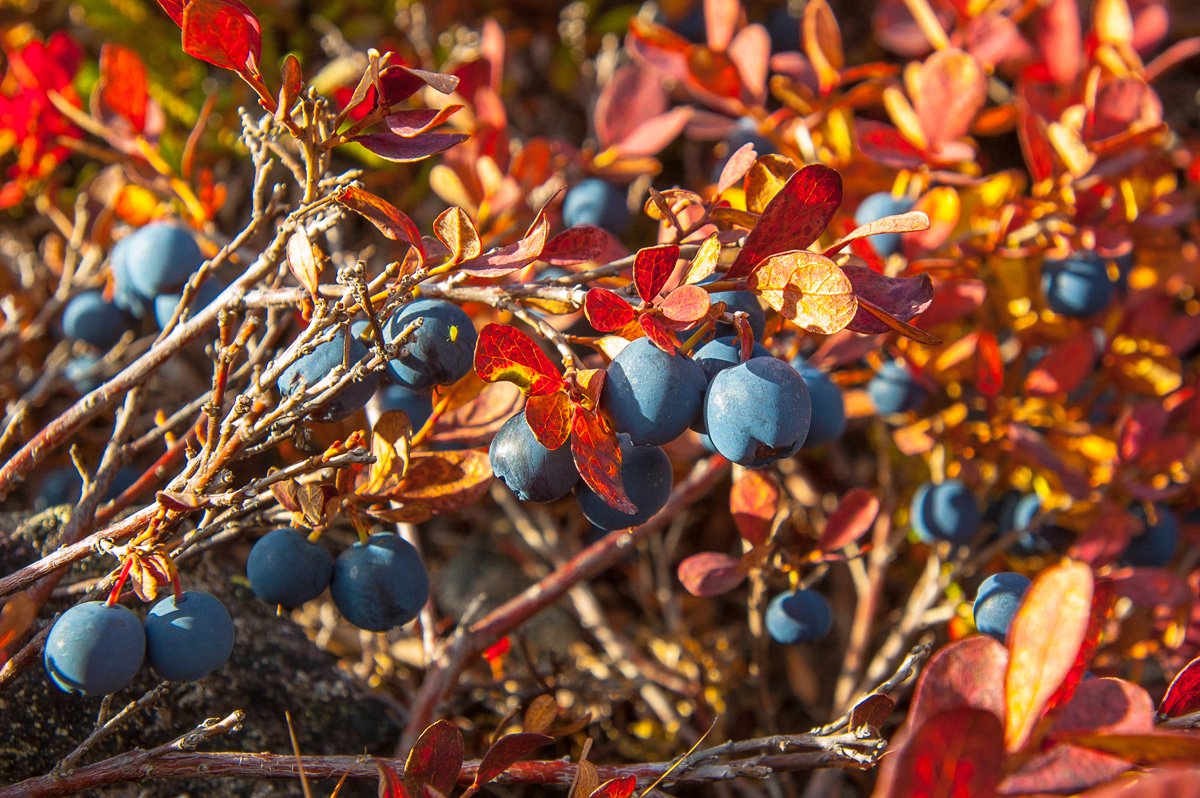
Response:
[[748, 250, 857, 334], [97, 44, 148, 131], [456, 208, 551, 277], [391, 450, 493, 514], [332, 185, 424, 257], [633, 244, 681, 303], [525, 391, 575, 450], [841, 266, 933, 335], [180, 0, 262, 76], [730, 470, 778, 545], [403, 719, 463, 796], [471, 733, 554, 790], [433, 207, 482, 264], [728, 164, 843, 279], [584, 289, 636, 333], [543, 226, 616, 266], [678, 552, 745, 597], [362, 410, 412, 496], [884, 708, 1005, 798], [571, 409, 635, 514], [818, 488, 879, 552], [474, 323, 566, 397], [658, 285, 710, 323]]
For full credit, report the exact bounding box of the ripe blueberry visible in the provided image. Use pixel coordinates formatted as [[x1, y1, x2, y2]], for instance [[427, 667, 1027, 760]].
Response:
[[765, 590, 833, 644], [44, 601, 145, 696], [911, 480, 981, 546], [574, 436, 672, 530], [331, 533, 430, 631], [691, 337, 770, 433], [790, 356, 846, 447], [867, 360, 925, 414], [153, 278, 225, 330], [489, 413, 579, 503], [278, 328, 381, 422], [703, 357, 811, 467], [563, 178, 629, 235], [111, 222, 205, 315], [1125, 503, 1179, 567], [602, 338, 706, 446], [61, 291, 134, 350], [246, 528, 334, 608], [1042, 254, 1114, 317], [854, 192, 916, 257], [144, 591, 235, 681], [973, 572, 1031, 640], [383, 299, 477, 391]]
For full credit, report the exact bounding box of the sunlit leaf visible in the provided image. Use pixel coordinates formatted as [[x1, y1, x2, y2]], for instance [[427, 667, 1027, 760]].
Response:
[[474, 323, 565, 397], [678, 552, 745, 597], [405, 719, 463, 797], [728, 164, 842, 279], [884, 708, 1005, 798], [525, 391, 575, 451], [471, 733, 555, 789], [634, 244, 681, 303], [748, 250, 856, 334], [584, 289, 636, 333], [572, 409, 635, 514], [730, 470, 778, 545]]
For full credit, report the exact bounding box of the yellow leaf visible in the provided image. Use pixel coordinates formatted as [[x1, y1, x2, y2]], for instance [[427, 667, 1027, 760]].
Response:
[[748, 250, 856, 334]]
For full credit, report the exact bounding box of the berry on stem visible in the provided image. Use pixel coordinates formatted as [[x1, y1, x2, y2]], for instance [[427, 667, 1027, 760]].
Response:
[[765, 590, 833, 644], [44, 601, 145, 696], [143, 591, 235, 681], [574, 435, 672, 530], [246, 528, 334, 608], [489, 412, 579, 503], [330, 533, 430, 632]]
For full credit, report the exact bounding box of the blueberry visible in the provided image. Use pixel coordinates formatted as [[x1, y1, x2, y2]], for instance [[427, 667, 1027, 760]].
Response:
[[790, 357, 846, 447], [246, 528, 334, 608], [765, 590, 833, 644], [602, 338, 706, 446], [711, 290, 767, 339], [383, 299, 477, 391], [489, 413, 579, 502], [691, 337, 771, 433], [997, 492, 1044, 555], [153, 278, 225, 330], [369, 383, 434, 431], [854, 192, 916, 257], [111, 222, 205, 309], [1042, 254, 1114, 317], [867, 360, 926, 414], [973, 572, 1031, 640], [1125, 504, 1179, 567], [44, 601, 145, 696], [911, 480, 981, 546], [61, 291, 135, 350], [766, 7, 802, 52], [144, 591, 234, 681], [574, 436, 672, 530], [563, 179, 629, 235], [278, 328, 381, 422], [703, 357, 811, 467], [331, 533, 430, 631]]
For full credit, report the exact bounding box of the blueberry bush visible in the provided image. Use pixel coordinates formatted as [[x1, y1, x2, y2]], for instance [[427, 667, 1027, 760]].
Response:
[[1, 0, 1200, 795]]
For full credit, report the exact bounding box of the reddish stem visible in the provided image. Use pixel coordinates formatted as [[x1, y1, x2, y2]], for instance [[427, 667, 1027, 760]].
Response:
[[104, 558, 134, 607]]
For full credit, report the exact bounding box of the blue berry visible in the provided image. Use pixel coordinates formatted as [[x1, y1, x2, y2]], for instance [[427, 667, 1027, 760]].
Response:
[[278, 328, 381, 422], [602, 338, 706, 446], [854, 193, 916, 257], [61, 291, 134, 350], [765, 590, 833, 644], [111, 222, 205, 311], [370, 384, 434, 431], [144, 591, 235, 681], [331, 533, 430, 631], [489, 413, 579, 502], [1125, 504, 1179, 567], [383, 299, 477, 391], [574, 436, 672, 530], [710, 290, 767, 340], [563, 179, 629, 235], [867, 360, 925, 414], [973, 572, 1031, 640], [790, 357, 846, 447], [691, 337, 770, 433], [153, 278, 225, 330], [911, 480, 981, 546], [997, 492, 1045, 555], [703, 357, 811, 467], [1042, 254, 1114, 317], [246, 528, 334, 608], [44, 601, 145, 696]]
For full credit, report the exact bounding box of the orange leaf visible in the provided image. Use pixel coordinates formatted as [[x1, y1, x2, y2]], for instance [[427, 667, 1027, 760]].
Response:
[[1005, 559, 1094, 752], [911, 49, 987, 148], [818, 488, 879, 551], [332, 185, 424, 258], [730, 470, 778, 545], [683, 233, 722, 286], [1066, 732, 1200, 766], [392, 450, 493, 514], [976, 331, 1002, 397], [98, 44, 148, 131], [803, 0, 844, 95], [433, 206, 482, 264], [571, 409, 635, 514], [728, 164, 842, 278], [363, 410, 412, 495], [1025, 329, 1097, 396], [748, 250, 856, 334], [658, 284, 711, 323], [474, 323, 566, 397], [525, 391, 575, 450], [743, 154, 798, 214], [638, 313, 680, 354]]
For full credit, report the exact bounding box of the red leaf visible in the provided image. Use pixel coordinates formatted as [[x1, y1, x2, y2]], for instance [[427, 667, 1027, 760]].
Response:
[[1119, 402, 1167, 462], [727, 165, 842, 279], [1005, 559, 1094, 752], [377, 65, 461, 105], [457, 209, 550, 277], [634, 244, 680, 303], [525, 392, 575, 451], [588, 775, 638, 798], [976, 330, 1002, 397], [638, 314, 680, 354], [912, 49, 987, 148], [885, 708, 1005, 798], [98, 44, 148, 131], [354, 131, 470, 163], [471, 733, 554, 789], [332, 185, 424, 257], [153, 0, 184, 26], [1036, 0, 1082, 87], [595, 65, 668, 149], [856, 119, 927, 169], [613, 107, 693, 159], [1075, 769, 1200, 797], [1070, 504, 1137, 567], [677, 552, 745, 597], [543, 226, 616, 266], [909, 636, 1009, 731], [658, 285, 711, 323], [181, 0, 262, 76], [1110, 567, 1193, 610], [818, 488, 879, 552], [717, 142, 758, 194], [1025, 329, 1097, 396], [584, 289, 636, 333], [571, 410, 636, 515], [842, 265, 933, 334], [405, 719, 464, 797], [385, 105, 464, 137], [730, 470, 778, 546], [474, 324, 565, 397], [377, 761, 413, 798], [1161, 655, 1200, 718]]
